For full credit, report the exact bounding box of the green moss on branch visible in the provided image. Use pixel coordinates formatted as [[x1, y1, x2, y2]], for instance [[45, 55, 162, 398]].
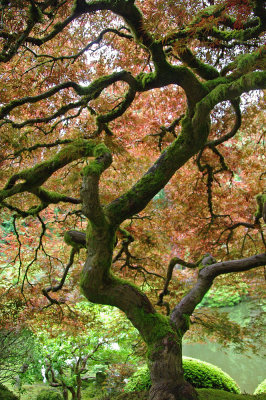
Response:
[[0, 139, 107, 205]]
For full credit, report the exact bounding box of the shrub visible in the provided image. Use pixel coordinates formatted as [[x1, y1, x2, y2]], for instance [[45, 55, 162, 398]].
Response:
[[0, 383, 18, 400], [254, 379, 266, 395], [198, 283, 248, 308], [124, 357, 240, 394], [182, 357, 240, 393], [36, 388, 63, 400]]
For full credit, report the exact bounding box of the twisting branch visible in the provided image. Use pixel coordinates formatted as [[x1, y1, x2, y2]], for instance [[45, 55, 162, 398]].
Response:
[[12, 215, 23, 285], [42, 247, 77, 306], [96, 86, 136, 125], [1, 139, 100, 202], [21, 27, 133, 74], [216, 219, 265, 254], [112, 227, 135, 263], [149, 115, 184, 151], [80, 143, 112, 224], [21, 214, 47, 293], [64, 230, 87, 249], [0, 139, 73, 163], [157, 257, 198, 315], [0, 202, 29, 218], [0, 82, 84, 119], [176, 46, 219, 81], [170, 253, 266, 334], [206, 99, 241, 147], [113, 228, 163, 282], [0, 100, 86, 130], [0, 70, 137, 130], [196, 147, 231, 221], [161, 3, 264, 49]]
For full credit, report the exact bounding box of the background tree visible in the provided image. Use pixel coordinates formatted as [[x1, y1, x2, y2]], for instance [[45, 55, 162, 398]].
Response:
[[0, 328, 37, 386], [0, 1, 265, 400]]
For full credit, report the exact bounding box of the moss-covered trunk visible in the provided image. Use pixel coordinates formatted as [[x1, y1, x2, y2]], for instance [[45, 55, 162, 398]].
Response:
[[138, 313, 198, 400], [80, 220, 197, 399], [147, 333, 198, 400], [78, 121, 203, 400]]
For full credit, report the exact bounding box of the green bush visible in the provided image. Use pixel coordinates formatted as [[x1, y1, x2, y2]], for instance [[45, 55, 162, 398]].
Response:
[[254, 379, 266, 395], [198, 282, 248, 307], [197, 389, 266, 400], [36, 388, 63, 400], [182, 357, 240, 393], [0, 383, 19, 400], [198, 283, 248, 308], [124, 357, 240, 394]]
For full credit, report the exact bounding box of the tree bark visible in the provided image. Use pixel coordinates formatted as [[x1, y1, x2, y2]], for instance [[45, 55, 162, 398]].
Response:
[[149, 382, 198, 400], [78, 122, 266, 400], [148, 333, 198, 400], [80, 219, 198, 400]]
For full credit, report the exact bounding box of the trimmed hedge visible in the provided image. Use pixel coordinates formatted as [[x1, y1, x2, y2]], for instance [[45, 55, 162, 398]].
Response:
[[0, 383, 19, 400], [36, 388, 63, 400], [124, 357, 240, 394], [254, 379, 266, 395]]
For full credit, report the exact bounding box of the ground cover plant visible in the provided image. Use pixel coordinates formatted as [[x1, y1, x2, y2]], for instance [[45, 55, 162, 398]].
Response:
[[0, 0, 265, 399]]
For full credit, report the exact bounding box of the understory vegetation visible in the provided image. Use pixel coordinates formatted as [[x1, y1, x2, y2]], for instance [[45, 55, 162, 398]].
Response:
[[124, 358, 240, 393]]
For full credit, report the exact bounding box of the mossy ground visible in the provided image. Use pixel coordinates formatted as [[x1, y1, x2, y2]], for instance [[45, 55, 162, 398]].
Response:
[[4, 382, 48, 400], [197, 389, 266, 400], [101, 390, 266, 400], [5, 384, 266, 400]]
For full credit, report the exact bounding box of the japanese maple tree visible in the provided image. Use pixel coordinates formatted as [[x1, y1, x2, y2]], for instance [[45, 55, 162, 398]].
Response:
[[0, 0, 265, 399]]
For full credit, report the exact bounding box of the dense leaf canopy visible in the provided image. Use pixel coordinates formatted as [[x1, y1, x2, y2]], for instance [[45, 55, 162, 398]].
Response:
[[0, 0, 265, 366]]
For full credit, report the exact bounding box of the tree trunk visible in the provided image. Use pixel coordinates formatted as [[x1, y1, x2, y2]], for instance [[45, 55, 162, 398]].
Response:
[[149, 381, 198, 400], [148, 333, 198, 400], [80, 220, 198, 400], [76, 375, 81, 400], [62, 388, 68, 400], [68, 387, 77, 400], [79, 167, 200, 400]]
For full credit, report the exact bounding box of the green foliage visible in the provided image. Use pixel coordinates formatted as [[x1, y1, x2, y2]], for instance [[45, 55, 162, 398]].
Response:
[[99, 389, 266, 400], [0, 215, 15, 251], [36, 389, 63, 400], [197, 389, 266, 400], [182, 357, 240, 393], [254, 379, 266, 395], [0, 328, 41, 385], [82, 383, 108, 399], [0, 383, 18, 400], [198, 283, 248, 308], [124, 365, 150, 393], [35, 304, 142, 396], [124, 357, 240, 394]]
